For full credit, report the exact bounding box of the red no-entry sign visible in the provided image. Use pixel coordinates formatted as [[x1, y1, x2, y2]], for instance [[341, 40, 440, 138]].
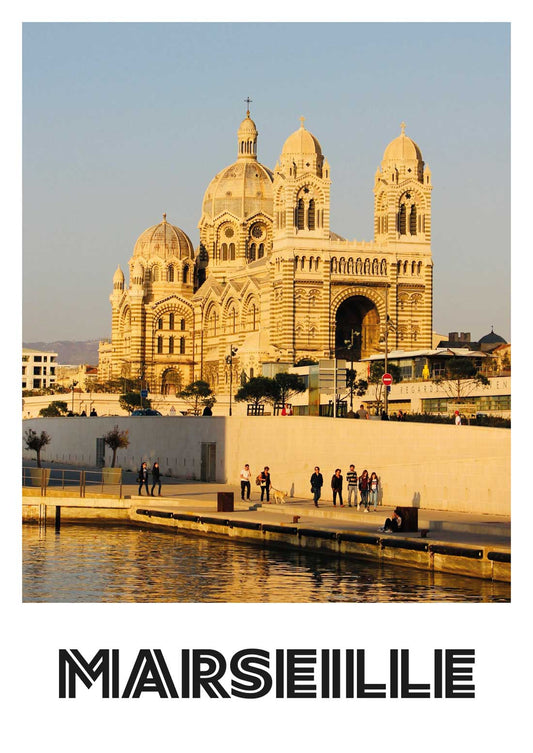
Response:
[[382, 372, 393, 386]]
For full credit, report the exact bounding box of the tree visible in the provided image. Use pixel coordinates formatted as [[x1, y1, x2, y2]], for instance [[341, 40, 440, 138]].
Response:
[[273, 372, 306, 405], [367, 362, 403, 414], [432, 357, 490, 402], [119, 392, 152, 413], [24, 428, 51, 467], [39, 400, 68, 417], [179, 380, 216, 415], [103, 426, 130, 467], [234, 376, 279, 407]]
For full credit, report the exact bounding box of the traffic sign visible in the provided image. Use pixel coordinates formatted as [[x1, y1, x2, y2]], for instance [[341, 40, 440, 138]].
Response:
[[140, 389, 148, 398], [382, 373, 393, 386]]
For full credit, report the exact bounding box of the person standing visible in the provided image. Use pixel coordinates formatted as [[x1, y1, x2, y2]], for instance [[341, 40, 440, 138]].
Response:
[[331, 468, 344, 507], [310, 466, 324, 507], [137, 461, 149, 496], [240, 464, 252, 500], [369, 471, 379, 510], [358, 469, 370, 511], [258, 466, 271, 503], [454, 410, 461, 426], [346, 464, 358, 507], [151, 461, 162, 496], [357, 404, 369, 420]]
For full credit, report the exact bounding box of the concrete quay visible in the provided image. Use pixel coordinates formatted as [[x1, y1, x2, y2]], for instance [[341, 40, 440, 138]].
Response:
[[23, 476, 510, 584]]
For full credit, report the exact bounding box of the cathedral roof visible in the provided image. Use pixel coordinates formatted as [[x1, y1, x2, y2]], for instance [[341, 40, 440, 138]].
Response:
[[479, 328, 507, 345], [133, 215, 194, 260], [281, 118, 323, 157], [382, 122, 423, 163]]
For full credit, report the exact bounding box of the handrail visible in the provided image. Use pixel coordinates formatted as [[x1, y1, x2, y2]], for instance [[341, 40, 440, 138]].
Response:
[[22, 466, 124, 498]]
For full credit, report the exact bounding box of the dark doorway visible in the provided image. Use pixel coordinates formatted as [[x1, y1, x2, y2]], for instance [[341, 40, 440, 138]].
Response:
[[335, 296, 380, 360]]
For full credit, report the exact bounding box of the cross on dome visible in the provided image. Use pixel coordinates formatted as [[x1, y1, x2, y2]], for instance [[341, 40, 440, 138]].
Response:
[[400, 121, 406, 135], [244, 96, 252, 115], [300, 116, 306, 129]]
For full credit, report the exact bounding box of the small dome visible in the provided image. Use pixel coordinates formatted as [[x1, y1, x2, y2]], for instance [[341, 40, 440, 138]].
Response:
[[112, 265, 125, 284], [383, 122, 423, 163], [133, 214, 193, 260], [282, 119, 323, 157], [238, 113, 258, 137], [479, 328, 507, 345]]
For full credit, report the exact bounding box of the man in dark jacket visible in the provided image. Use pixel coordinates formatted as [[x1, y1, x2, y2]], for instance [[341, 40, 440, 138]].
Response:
[[138, 462, 149, 495], [310, 466, 324, 507], [331, 468, 344, 506], [151, 461, 162, 496]]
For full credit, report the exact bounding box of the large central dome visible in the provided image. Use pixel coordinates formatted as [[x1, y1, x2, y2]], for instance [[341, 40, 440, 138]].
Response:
[[200, 112, 273, 222]]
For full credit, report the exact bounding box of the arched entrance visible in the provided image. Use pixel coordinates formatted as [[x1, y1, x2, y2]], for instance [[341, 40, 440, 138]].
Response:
[[335, 295, 380, 360], [161, 368, 183, 396]]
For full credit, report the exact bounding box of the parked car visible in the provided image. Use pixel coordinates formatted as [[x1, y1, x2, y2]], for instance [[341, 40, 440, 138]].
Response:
[[130, 409, 162, 416]]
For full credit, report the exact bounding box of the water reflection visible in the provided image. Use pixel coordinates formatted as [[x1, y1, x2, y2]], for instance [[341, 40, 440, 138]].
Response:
[[22, 524, 510, 603]]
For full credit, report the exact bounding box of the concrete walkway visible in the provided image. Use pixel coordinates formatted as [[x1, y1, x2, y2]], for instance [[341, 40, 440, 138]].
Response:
[[23, 462, 510, 550]]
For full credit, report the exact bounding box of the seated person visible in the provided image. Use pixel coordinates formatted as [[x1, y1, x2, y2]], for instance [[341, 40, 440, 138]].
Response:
[[378, 508, 402, 533]]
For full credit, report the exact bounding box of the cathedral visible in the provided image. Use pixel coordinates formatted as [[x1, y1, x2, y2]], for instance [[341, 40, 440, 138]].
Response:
[[99, 108, 434, 395]]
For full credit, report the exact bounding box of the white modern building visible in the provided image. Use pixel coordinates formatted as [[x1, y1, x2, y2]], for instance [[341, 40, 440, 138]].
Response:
[[22, 348, 58, 391]]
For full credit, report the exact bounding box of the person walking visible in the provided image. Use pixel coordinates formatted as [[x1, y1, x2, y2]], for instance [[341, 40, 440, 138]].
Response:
[[369, 471, 379, 510], [257, 466, 271, 503], [137, 461, 149, 496], [346, 464, 358, 507], [240, 464, 252, 501], [310, 466, 324, 507], [331, 468, 344, 506], [151, 461, 162, 496], [358, 469, 370, 511]]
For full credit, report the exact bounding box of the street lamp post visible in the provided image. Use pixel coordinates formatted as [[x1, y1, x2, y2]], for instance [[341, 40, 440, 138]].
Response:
[[343, 329, 360, 412], [225, 346, 238, 416], [70, 381, 78, 414]]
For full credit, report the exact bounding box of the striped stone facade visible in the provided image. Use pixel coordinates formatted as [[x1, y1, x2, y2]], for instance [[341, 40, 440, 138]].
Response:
[[103, 114, 433, 395]]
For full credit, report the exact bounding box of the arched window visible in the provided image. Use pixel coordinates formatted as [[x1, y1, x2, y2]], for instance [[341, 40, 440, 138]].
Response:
[[168, 336, 174, 354], [157, 317, 163, 330], [309, 256, 314, 271], [398, 204, 407, 235], [249, 243, 256, 262], [157, 336, 163, 354], [182, 266, 188, 284], [301, 256, 306, 270], [152, 266, 159, 282], [308, 199, 315, 230], [417, 261, 422, 275], [180, 337, 185, 354], [409, 205, 417, 235], [411, 261, 416, 275], [167, 265, 174, 282], [169, 313, 175, 330], [180, 318, 185, 330], [221, 243, 228, 261], [258, 243, 264, 259], [297, 199, 305, 230], [229, 243, 235, 260], [294, 256, 299, 269]]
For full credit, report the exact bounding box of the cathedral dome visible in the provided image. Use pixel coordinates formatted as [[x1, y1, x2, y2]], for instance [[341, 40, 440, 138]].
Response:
[[479, 328, 507, 345], [133, 215, 194, 260], [201, 160, 274, 221], [281, 119, 323, 157], [383, 123, 423, 163]]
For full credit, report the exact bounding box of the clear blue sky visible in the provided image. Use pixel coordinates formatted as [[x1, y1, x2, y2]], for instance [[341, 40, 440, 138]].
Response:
[[22, 22, 510, 343]]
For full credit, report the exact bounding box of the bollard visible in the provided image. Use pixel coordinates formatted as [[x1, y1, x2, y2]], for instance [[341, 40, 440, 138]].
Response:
[[55, 505, 61, 533], [217, 492, 234, 513]]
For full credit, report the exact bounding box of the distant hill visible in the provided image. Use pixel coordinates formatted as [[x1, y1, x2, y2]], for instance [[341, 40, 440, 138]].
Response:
[[23, 340, 103, 365]]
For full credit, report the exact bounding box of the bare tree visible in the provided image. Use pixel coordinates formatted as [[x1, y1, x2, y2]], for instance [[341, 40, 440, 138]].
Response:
[[24, 428, 51, 468]]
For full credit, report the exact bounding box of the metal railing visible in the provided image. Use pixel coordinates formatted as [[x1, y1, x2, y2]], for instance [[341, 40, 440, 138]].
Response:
[[22, 466, 123, 498]]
